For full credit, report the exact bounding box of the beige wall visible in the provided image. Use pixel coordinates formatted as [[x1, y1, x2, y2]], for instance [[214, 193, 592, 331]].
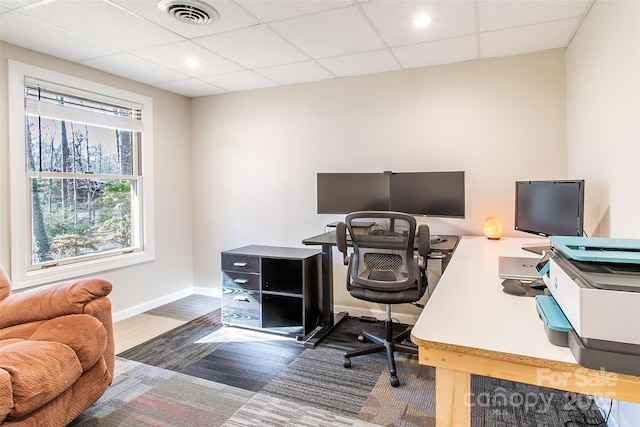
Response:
[[1, 0, 635, 333], [191, 50, 568, 317], [0, 42, 194, 318], [566, 1, 640, 423], [0, 45, 569, 321], [567, 0, 640, 238]]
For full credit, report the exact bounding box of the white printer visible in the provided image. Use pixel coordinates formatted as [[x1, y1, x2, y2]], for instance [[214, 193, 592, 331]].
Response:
[[539, 236, 640, 376]]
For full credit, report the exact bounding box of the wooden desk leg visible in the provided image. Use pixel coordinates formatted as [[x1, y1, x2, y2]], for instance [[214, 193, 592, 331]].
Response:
[[436, 367, 471, 427]]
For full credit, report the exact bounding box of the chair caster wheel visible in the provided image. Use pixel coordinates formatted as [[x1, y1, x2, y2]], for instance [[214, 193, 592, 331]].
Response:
[[390, 375, 400, 387], [343, 357, 351, 368], [357, 334, 365, 342]]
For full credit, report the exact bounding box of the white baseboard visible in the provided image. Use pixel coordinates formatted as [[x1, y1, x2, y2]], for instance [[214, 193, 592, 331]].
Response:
[[193, 286, 220, 297], [112, 288, 193, 322], [113, 289, 415, 326]]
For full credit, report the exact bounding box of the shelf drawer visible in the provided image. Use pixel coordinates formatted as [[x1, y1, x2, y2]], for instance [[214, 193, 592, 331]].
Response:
[[221, 254, 260, 273], [222, 287, 260, 328], [222, 271, 259, 291]]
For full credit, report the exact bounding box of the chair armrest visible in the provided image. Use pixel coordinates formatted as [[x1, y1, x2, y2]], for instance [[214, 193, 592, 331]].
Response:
[[417, 224, 431, 264], [336, 222, 349, 265], [0, 278, 112, 329]]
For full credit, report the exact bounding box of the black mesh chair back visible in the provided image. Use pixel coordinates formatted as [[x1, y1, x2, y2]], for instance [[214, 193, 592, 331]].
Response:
[[345, 212, 420, 296], [336, 211, 430, 387]]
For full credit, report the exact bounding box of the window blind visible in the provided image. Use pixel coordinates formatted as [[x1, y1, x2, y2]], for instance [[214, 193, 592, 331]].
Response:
[[24, 77, 143, 132]]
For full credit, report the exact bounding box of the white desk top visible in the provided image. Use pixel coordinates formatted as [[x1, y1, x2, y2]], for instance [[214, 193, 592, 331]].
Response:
[[412, 236, 576, 364]]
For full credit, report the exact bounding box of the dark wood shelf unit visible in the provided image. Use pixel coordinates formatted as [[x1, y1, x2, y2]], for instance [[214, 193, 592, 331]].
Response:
[[221, 245, 322, 340]]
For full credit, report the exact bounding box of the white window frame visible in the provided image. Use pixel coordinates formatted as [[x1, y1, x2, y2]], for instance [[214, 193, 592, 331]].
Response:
[[8, 60, 155, 289]]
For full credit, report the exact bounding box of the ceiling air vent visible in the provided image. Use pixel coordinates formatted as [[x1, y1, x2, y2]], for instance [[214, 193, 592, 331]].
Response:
[[158, 0, 219, 25]]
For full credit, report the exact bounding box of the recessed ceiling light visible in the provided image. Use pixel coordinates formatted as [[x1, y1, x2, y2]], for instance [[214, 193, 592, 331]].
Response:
[[414, 14, 432, 28], [185, 58, 201, 68]]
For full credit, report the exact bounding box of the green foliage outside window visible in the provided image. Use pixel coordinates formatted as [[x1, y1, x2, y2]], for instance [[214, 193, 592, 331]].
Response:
[[27, 114, 139, 265]]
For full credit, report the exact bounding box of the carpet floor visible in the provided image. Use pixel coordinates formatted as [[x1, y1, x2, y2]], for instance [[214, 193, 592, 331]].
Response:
[[71, 309, 606, 427]]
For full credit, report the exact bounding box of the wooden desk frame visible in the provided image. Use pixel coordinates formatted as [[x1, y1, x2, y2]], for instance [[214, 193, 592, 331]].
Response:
[[410, 237, 640, 427], [412, 341, 640, 426]]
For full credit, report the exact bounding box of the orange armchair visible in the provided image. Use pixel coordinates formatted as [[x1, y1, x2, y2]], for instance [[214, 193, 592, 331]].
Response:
[[0, 266, 114, 426]]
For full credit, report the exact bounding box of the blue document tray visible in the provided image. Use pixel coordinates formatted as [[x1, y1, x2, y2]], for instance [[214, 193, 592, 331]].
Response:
[[535, 295, 572, 347], [549, 236, 640, 264]]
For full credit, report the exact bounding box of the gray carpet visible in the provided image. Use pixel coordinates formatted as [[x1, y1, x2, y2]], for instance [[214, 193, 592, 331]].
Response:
[[70, 358, 256, 426], [72, 309, 607, 426], [261, 346, 384, 417], [470, 376, 608, 427], [117, 309, 224, 371]]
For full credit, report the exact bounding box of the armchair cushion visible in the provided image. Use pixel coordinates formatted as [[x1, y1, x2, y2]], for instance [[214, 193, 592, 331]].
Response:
[[0, 322, 44, 342], [31, 314, 107, 371], [0, 265, 114, 426], [0, 369, 13, 422], [0, 266, 10, 301], [0, 340, 83, 419], [0, 278, 112, 329]]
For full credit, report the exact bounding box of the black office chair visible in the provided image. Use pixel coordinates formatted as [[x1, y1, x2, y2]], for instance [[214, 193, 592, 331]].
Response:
[[336, 211, 430, 387]]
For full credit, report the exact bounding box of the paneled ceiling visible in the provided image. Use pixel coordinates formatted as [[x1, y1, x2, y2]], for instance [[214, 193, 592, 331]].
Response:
[[0, 0, 594, 97]]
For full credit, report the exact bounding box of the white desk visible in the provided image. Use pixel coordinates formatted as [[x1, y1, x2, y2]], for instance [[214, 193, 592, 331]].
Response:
[[411, 236, 640, 427]]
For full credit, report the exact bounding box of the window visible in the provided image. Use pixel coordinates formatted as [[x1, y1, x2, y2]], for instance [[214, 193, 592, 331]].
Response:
[[8, 61, 154, 289]]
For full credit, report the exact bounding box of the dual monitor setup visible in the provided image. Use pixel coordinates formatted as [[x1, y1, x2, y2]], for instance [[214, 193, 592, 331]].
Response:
[[317, 171, 466, 218], [317, 171, 585, 247]]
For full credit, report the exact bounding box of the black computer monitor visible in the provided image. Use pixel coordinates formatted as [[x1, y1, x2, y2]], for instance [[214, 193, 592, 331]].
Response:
[[316, 173, 389, 214], [515, 179, 585, 238], [389, 171, 465, 218]]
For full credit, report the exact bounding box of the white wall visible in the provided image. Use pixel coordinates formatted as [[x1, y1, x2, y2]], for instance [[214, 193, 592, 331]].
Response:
[[191, 50, 568, 317], [566, 0, 640, 424], [567, 0, 640, 239], [0, 42, 195, 318], [1, 45, 567, 321]]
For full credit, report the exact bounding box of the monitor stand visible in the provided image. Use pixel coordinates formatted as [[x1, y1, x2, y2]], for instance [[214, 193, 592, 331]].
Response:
[[521, 242, 551, 255]]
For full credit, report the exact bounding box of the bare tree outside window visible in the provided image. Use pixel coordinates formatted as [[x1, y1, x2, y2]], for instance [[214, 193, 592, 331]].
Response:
[[24, 83, 142, 268], [8, 61, 154, 289]]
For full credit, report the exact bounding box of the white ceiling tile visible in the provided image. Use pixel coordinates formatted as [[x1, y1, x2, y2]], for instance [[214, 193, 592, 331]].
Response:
[[0, 12, 119, 61], [112, 0, 261, 38], [480, 18, 580, 58], [361, 0, 476, 47], [0, 0, 595, 97], [154, 78, 227, 97], [80, 52, 189, 85], [0, 0, 40, 11], [319, 49, 401, 77], [393, 35, 478, 69], [202, 70, 278, 92], [479, 0, 592, 32], [256, 60, 335, 85], [132, 41, 244, 77], [20, 0, 183, 51], [236, 0, 351, 22], [269, 6, 385, 58], [194, 25, 308, 68]]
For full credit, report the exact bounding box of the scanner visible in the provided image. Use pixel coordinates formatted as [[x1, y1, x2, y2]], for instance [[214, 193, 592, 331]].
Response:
[[536, 236, 640, 376]]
